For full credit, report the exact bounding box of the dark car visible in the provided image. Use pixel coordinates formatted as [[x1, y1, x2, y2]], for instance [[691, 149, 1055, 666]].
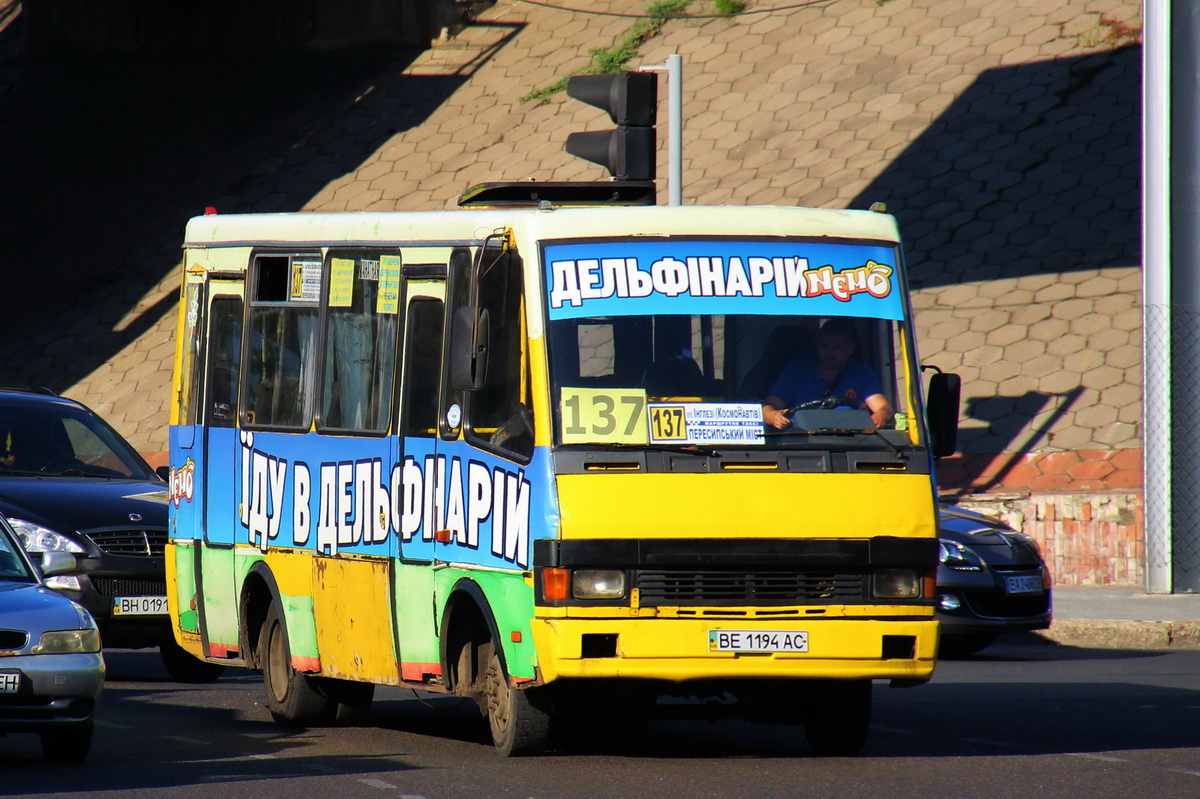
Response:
[[0, 516, 105, 761], [936, 503, 1052, 656], [0, 387, 221, 680]]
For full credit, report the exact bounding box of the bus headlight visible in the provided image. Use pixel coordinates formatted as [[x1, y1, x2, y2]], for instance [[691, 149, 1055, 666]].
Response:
[[874, 568, 922, 599], [572, 569, 626, 600]]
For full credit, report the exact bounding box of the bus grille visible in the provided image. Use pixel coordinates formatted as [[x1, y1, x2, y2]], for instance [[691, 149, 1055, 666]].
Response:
[[636, 570, 866, 606], [86, 529, 167, 558], [91, 578, 166, 599]]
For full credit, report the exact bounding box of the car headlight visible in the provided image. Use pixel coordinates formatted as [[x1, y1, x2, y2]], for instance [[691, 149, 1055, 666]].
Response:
[[939, 539, 985, 571], [7, 519, 85, 554], [572, 569, 626, 600], [33, 628, 101, 654]]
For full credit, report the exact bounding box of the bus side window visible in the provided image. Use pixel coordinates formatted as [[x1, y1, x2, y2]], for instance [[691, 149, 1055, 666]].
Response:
[[242, 254, 319, 431], [466, 250, 534, 462], [320, 251, 399, 434], [402, 299, 444, 438]]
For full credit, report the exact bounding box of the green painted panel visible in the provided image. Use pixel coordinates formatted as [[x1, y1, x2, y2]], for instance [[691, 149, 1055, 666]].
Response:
[[435, 568, 537, 680], [395, 563, 438, 669], [200, 546, 240, 646], [172, 543, 199, 633]]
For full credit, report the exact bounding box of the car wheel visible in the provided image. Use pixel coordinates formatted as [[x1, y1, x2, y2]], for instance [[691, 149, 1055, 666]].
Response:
[[939, 633, 998, 658], [160, 636, 227, 682], [482, 642, 550, 757], [259, 600, 336, 726], [802, 679, 872, 756], [41, 721, 93, 762]]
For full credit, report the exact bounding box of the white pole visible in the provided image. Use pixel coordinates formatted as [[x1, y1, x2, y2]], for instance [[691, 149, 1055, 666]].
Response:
[[1144, 0, 1171, 592], [641, 55, 684, 205], [667, 53, 682, 206]]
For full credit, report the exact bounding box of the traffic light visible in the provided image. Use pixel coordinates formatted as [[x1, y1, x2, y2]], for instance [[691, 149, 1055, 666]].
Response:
[[565, 71, 658, 181]]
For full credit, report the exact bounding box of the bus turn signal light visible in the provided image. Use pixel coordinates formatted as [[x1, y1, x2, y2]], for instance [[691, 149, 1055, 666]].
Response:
[[543, 568, 569, 601]]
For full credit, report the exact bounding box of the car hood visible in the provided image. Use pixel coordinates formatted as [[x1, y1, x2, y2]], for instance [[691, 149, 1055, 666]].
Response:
[[938, 503, 1043, 565], [0, 477, 168, 534], [0, 581, 89, 638]]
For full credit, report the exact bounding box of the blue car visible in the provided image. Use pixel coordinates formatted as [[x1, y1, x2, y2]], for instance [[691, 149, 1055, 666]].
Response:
[[936, 504, 1052, 656], [0, 516, 104, 760]]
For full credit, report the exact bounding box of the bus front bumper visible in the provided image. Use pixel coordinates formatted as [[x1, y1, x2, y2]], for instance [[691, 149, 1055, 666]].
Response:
[[531, 615, 938, 684]]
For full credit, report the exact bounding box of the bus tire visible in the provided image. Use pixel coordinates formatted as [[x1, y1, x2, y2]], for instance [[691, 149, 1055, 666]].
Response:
[[260, 601, 336, 727], [482, 642, 550, 757], [802, 679, 872, 757]]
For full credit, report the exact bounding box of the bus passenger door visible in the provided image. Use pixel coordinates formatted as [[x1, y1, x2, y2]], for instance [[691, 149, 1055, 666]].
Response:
[[394, 280, 445, 682], [195, 279, 244, 658]]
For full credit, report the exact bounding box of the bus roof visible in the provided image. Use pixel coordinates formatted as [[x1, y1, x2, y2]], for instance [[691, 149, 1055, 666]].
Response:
[[183, 205, 902, 249]]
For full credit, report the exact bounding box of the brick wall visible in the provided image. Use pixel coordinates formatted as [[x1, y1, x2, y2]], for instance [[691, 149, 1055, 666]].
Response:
[[945, 448, 1144, 586]]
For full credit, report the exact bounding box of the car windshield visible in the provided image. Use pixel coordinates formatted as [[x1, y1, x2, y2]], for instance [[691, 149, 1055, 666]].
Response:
[[0, 401, 153, 479], [0, 522, 35, 583]]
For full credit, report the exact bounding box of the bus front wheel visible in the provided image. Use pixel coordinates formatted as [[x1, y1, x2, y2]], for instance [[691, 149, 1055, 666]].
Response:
[[482, 643, 550, 757], [260, 601, 336, 727]]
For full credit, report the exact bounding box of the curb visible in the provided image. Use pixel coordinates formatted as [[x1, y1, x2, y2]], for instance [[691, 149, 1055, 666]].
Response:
[[1036, 619, 1200, 650]]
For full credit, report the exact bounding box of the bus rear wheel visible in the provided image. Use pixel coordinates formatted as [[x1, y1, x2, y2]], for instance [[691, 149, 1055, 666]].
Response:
[[482, 643, 550, 757], [260, 601, 336, 727]]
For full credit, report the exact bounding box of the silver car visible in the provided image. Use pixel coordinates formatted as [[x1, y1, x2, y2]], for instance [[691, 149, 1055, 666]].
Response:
[[0, 516, 104, 760]]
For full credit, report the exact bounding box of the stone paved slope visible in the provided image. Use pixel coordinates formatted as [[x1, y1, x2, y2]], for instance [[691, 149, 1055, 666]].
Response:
[[0, 0, 1142, 479]]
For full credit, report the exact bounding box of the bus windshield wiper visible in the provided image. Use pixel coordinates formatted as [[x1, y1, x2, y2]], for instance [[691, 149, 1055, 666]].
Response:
[[607, 443, 722, 458]]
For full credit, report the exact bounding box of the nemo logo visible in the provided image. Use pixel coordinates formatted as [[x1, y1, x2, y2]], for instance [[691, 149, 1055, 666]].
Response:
[[169, 459, 196, 508]]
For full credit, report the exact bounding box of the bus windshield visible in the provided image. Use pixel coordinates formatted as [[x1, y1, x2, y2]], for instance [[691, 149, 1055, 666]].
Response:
[[543, 237, 920, 452]]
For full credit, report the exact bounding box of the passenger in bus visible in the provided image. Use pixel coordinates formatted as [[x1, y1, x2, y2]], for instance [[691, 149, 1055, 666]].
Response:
[[761, 317, 893, 429]]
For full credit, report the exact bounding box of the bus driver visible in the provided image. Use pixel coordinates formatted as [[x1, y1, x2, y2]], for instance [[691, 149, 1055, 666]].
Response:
[[761, 317, 894, 430]]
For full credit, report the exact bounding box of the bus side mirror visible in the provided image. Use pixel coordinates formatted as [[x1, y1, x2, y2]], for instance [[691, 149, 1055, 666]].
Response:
[[925, 370, 961, 459], [450, 306, 490, 391]]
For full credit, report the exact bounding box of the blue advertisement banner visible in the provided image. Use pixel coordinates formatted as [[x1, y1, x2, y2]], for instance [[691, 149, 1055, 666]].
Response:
[[544, 239, 904, 321], [167, 428, 559, 572]]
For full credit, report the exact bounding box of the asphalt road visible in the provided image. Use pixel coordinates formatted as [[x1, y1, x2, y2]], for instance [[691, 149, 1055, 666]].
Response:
[[5, 638, 1200, 799]]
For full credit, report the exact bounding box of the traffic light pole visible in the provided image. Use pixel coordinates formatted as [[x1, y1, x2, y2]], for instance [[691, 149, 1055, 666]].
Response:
[[641, 54, 683, 206]]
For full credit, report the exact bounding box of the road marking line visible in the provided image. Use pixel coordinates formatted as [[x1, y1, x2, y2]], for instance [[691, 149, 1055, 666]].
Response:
[[1067, 752, 1127, 762], [95, 720, 132, 730], [1173, 769, 1200, 777], [163, 735, 208, 745], [359, 778, 397, 790], [964, 738, 1022, 748]]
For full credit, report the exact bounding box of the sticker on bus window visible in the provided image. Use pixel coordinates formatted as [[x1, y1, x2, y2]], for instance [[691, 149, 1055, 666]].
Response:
[[329, 257, 355, 307], [648, 403, 764, 446], [560, 388, 648, 445], [290, 258, 322, 302], [377, 255, 402, 315]]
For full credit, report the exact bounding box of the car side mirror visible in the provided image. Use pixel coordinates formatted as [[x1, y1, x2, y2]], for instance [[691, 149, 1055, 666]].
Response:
[[450, 306, 490, 391], [155, 465, 170, 481], [924, 369, 961, 459], [40, 551, 78, 577]]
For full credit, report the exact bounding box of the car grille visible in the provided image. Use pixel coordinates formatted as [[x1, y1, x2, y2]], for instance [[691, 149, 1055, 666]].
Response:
[[637, 570, 866, 606], [86, 529, 167, 558], [0, 630, 29, 650], [91, 578, 167, 599], [964, 591, 1051, 619]]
